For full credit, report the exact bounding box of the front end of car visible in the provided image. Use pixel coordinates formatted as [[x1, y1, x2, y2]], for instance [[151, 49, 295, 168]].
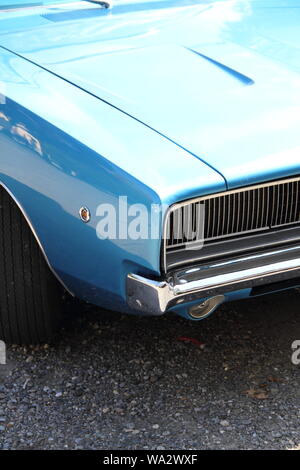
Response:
[[127, 177, 300, 319], [2, 0, 300, 329]]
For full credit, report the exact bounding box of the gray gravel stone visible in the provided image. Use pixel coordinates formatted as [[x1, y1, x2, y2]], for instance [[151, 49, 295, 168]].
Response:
[[0, 290, 300, 449]]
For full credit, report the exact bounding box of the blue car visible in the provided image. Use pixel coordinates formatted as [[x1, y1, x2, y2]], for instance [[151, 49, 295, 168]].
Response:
[[1, 0, 300, 343]]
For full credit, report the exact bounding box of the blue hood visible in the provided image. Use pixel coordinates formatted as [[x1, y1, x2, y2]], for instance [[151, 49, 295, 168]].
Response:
[[1, 0, 300, 189]]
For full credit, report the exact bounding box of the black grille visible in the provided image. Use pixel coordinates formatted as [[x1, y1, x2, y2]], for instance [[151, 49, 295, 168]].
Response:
[[166, 178, 300, 251]]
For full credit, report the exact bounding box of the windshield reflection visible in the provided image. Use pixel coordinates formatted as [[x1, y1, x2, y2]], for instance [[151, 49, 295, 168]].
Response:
[[0, 0, 214, 12]]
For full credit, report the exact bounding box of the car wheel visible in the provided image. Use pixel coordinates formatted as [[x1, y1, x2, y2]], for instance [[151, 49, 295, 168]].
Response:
[[0, 188, 63, 344]]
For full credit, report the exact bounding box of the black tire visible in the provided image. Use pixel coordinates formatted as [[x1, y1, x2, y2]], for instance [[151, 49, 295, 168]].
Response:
[[0, 188, 63, 344]]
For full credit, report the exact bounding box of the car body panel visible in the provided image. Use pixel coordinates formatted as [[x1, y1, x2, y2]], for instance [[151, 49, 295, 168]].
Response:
[[1, 0, 300, 318], [1, 0, 300, 189], [0, 47, 225, 311]]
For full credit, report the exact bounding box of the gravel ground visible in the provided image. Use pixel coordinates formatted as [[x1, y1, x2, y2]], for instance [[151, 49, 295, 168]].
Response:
[[0, 289, 300, 450]]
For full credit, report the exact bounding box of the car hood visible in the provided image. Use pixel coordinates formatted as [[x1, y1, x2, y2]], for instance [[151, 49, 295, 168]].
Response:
[[1, 0, 300, 189]]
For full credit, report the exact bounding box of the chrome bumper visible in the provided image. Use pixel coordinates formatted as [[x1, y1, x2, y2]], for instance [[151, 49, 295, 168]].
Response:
[[127, 245, 300, 315]]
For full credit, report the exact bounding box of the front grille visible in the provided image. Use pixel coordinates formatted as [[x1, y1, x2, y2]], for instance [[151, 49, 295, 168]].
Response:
[[164, 177, 300, 270]]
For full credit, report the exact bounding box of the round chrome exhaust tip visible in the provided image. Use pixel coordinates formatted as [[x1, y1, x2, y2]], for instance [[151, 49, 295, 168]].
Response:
[[188, 295, 225, 320]]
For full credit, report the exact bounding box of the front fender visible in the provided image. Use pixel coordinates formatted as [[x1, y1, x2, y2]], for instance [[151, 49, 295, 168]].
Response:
[[0, 97, 164, 312], [0, 48, 225, 312]]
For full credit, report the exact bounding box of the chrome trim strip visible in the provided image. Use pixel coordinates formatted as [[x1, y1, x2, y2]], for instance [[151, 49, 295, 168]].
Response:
[[0, 183, 74, 297], [171, 176, 300, 209], [129, 245, 300, 315], [162, 176, 300, 273]]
